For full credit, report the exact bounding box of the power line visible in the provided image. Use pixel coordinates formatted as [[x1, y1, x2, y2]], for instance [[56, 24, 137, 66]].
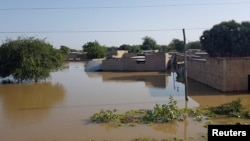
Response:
[[0, 28, 208, 34], [1, 2, 250, 11]]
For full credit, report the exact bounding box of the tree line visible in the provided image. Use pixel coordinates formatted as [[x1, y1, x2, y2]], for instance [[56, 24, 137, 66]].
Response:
[[78, 36, 202, 59], [80, 20, 250, 59], [200, 20, 250, 57], [1, 20, 250, 83]]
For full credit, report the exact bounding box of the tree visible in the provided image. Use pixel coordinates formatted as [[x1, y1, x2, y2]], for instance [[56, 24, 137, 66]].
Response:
[[186, 41, 202, 50], [106, 46, 118, 52], [82, 41, 106, 59], [0, 37, 64, 82], [60, 45, 70, 56], [168, 39, 184, 52], [118, 44, 141, 53], [129, 45, 141, 53], [200, 20, 250, 57], [70, 49, 78, 52], [141, 36, 159, 50], [159, 45, 170, 52], [118, 44, 131, 50]]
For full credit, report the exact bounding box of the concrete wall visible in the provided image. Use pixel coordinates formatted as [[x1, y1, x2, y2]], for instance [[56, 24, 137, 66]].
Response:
[[187, 57, 250, 92], [224, 58, 250, 92], [102, 53, 170, 72]]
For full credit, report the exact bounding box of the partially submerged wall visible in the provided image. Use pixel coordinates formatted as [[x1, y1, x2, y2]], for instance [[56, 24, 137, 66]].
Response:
[[102, 53, 170, 72], [223, 58, 250, 92], [187, 57, 250, 92]]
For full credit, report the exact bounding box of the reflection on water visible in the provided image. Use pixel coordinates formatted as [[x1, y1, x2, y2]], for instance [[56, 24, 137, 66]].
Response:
[[152, 122, 178, 134], [0, 82, 65, 125], [188, 79, 250, 109], [0, 61, 249, 141], [86, 71, 185, 98], [86, 71, 170, 88]]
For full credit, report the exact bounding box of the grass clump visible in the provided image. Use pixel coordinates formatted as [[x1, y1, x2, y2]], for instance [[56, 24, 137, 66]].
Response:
[[91, 96, 185, 126], [144, 96, 183, 123], [91, 109, 121, 126], [207, 98, 250, 118], [132, 137, 180, 141], [91, 97, 250, 127]]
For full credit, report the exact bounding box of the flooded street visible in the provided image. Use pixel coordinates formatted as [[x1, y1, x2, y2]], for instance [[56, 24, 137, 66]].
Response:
[[0, 61, 249, 141]]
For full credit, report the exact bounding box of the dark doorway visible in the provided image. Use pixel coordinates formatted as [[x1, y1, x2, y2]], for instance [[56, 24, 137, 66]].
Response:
[[248, 75, 250, 93]]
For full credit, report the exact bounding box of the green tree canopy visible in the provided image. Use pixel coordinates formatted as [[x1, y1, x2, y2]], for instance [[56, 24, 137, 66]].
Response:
[[186, 41, 202, 50], [159, 45, 172, 52], [141, 36, 159, 50], [118, 44, 131, 50], [82, 41, 106, 59], [0, 37, 64, 82], [60, 45, 71, 56], [129, 45, 141, 53], [106, 46, 118, 52], [200, 20, 250, 57], [70, 48, 78, 52], [60, 45, 71, 60], [168, 39, 185, 52], [118, 44, 141, 53]]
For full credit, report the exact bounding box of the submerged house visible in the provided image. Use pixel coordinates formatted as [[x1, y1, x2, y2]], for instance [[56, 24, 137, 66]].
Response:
[[102, 50, 171, 72], [187, 57, 250, 92], [175, 49, 250, 92]]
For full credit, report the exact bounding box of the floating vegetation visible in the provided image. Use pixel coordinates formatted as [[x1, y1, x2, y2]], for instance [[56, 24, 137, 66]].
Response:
[[144, 96, 183, 123], [91, 96, 186, 126], [90, 109, 121, 126], [132, 137, 183, 141], [208, 98, 250, 118], [90, 97, 250, 127], [88, 137, 204, 141]]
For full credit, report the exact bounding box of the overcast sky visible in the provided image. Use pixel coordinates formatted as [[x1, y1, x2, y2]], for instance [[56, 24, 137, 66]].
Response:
[[1, 0, 250, 49]]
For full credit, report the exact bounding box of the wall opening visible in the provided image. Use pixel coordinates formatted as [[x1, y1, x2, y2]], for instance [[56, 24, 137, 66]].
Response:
[[248, 75, 250, 93]]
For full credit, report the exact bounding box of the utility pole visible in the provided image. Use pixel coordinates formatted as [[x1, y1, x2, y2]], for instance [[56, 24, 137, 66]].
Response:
[[182, 29, 188, 101]]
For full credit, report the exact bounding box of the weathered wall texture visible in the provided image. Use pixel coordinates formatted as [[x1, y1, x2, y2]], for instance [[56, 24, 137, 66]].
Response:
[[100, 72, 169, 88], [187, 57, 250, 92], [102, 53, 170, 72]]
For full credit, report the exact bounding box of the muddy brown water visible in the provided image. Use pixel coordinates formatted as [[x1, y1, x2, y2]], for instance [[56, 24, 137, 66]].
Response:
[[0, 61, 249, 141]]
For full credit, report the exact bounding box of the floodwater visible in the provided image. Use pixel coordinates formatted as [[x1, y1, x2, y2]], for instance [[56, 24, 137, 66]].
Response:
[[0, 61, 249, 141]]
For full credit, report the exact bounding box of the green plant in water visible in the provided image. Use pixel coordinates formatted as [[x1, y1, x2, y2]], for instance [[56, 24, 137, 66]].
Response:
[[209, 98, 248, 118], [90, 97, 250, 128], [203, 120, 213, 128], [144, 96, 182, 123], [186, 107, 205, 121], [91, 109, 121, 126], [132, 137, 181, 141], [121, 109, 147, 124]]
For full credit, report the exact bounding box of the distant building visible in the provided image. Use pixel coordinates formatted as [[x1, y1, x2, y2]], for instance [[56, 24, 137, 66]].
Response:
[[67, 52, 87, 61], [187, 57, 250, 92], [102, 50, 171, 72]]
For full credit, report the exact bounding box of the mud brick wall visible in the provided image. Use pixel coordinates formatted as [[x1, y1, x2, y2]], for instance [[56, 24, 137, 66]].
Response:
[[187, 57, 250, 92], [102, 53, 169, 72], [144, 53, 167, 71]]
